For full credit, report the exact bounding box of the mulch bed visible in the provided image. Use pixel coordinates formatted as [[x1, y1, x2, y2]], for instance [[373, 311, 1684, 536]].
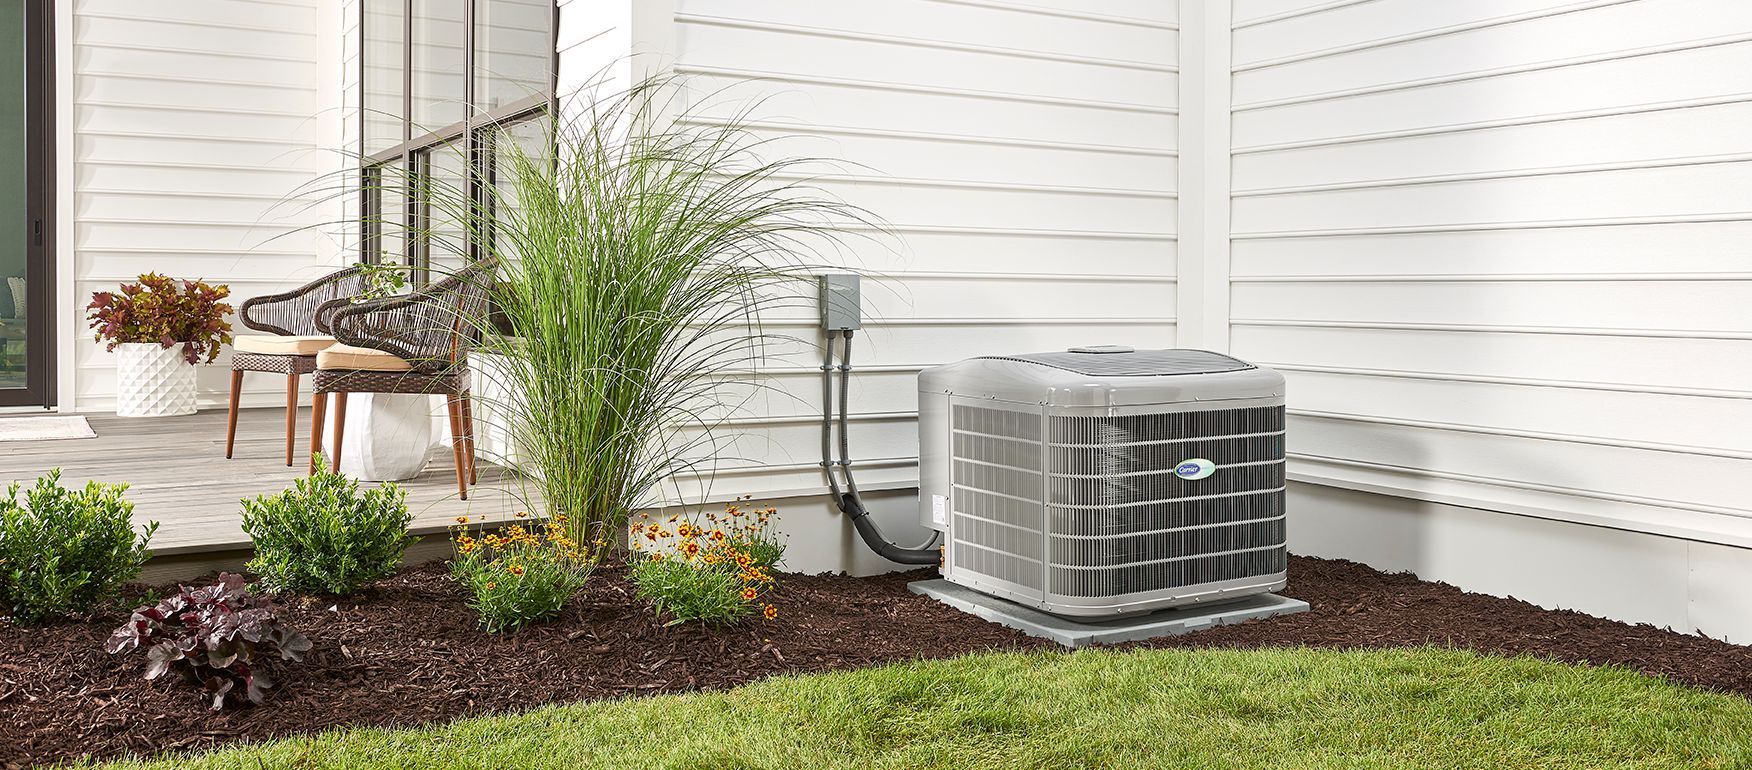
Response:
[[4, 554, 1751, 767]]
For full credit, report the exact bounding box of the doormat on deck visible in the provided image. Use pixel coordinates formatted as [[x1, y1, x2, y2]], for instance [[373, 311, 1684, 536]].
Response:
[[0, 415, 96, 442]]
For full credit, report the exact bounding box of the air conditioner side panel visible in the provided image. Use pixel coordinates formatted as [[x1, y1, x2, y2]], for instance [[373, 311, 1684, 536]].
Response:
[[917, 389, 950, 531]]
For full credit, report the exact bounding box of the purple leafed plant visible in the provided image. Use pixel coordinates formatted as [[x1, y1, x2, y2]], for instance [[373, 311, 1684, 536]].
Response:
[[106, 573, 312, 710]]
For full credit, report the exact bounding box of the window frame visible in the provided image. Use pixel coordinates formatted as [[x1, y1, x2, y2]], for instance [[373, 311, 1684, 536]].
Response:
[[358, 0, 558, 280]]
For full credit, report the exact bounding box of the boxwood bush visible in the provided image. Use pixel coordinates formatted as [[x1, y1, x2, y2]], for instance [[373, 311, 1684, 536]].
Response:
[[241, 458, 413, 596], [0, 470, 156, 624]]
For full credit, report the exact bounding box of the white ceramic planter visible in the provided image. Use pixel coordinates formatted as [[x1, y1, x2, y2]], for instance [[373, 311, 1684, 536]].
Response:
[[469, 351, 533, 473], [114, 342, 197, 417], [325, 393, 444, 481]]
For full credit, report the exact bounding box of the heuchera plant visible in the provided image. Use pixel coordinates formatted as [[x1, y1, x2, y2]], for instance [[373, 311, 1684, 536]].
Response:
[[106, 573, 312, 710], [87, 273, 234, 364]]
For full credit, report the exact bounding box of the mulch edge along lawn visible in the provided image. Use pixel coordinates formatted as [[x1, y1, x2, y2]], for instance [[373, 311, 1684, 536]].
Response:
[[4, 555, 1752, 767]]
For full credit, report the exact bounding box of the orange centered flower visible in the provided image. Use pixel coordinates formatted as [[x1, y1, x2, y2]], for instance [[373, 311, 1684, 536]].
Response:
[[508, 565, 526, 576], [741, 587, 758, 601], [485, 581, 497, 590], [762, 604, 778, 620]]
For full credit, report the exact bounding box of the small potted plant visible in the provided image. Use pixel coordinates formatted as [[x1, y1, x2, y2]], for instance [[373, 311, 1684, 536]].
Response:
[[87, 273, 233, 417]]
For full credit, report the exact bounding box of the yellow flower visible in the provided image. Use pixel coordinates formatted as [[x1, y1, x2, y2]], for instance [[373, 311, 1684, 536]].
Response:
[[762, 604, 778, 620], [515, 511, 529, 518], [680, 541, 702, 559], [741, 587, 758, 601], [508, 564, 526, 576], [485, 581, 497, 590], [454, 516, 470, 524]]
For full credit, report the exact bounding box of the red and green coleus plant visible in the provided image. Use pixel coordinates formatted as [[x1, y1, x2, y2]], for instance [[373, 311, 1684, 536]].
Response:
[[86, 273, 234, 365], [106, 573, 311, 710]]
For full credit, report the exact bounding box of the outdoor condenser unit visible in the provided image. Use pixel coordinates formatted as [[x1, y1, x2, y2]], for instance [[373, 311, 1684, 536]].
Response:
[[917, 346, 1288, 618]]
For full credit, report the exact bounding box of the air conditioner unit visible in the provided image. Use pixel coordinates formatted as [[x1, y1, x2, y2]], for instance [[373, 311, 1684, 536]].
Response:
[[917, 346, 1287, 618]]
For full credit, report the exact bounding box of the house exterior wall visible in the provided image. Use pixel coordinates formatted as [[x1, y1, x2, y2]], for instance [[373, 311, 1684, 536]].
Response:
[[1213, 0, 1752, 639], [576, 0, 1182, 567], [60, 0, 339, 413], [644, 0, 1182, 506], [39, 2, 1752, 633]]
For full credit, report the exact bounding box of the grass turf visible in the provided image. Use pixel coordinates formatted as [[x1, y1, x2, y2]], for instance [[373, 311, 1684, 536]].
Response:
[[89, 646, 1752, 770]]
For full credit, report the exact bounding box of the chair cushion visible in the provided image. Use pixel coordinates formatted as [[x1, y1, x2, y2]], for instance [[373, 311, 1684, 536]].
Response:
[[234, 335, 337, 356], [317, 343, 414, 372]]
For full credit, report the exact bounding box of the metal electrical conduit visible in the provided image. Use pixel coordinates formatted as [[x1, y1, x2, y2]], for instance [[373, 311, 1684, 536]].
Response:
[[821, 328, 940, 565]]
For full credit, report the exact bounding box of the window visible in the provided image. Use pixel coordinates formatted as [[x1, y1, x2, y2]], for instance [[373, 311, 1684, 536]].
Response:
[[360, 0, 554, 279]]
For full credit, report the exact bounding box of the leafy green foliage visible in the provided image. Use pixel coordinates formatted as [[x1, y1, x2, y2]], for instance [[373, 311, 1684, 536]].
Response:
[[240, 458, 413, 596], [0, 470, 156, 623], [450, 517, 588, 633], [86, 273, 234, 364], [106, 573, 311, 710]]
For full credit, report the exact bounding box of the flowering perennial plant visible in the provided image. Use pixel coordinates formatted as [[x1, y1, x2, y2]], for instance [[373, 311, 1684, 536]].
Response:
[[628, 498, 784, 626], [450, 513, 589, 633]]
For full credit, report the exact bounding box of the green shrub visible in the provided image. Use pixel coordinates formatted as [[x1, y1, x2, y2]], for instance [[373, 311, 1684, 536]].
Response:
[[240, 459, 413, 595], [0, 469, 156, 623], [451, 516, 589, 633]]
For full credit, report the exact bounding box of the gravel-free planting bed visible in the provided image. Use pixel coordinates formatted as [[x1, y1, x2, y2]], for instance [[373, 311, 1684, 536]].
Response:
[[3, 555, 1749, 767]]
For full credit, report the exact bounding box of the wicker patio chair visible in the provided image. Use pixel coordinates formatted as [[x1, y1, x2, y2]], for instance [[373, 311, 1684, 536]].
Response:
[[228, 265, 370, 465], [307, 259, 496, 499]]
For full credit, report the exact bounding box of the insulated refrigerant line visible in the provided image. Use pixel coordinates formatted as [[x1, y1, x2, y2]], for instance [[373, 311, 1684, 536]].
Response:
[[823, 327, 939, 564]]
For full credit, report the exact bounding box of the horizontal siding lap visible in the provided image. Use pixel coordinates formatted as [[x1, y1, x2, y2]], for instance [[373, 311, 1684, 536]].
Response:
[[70, 0, 330, 411], [1232, 41, 1752, 149], [664, 0, 1178, 496], [1231, 0, 1752, 538]]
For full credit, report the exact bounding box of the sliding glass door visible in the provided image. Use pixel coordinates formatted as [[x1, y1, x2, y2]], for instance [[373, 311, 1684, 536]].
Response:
[[0, 0, 53, 407]]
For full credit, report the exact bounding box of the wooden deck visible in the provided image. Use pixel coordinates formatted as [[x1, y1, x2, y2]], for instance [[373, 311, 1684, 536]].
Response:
[[0, 409, 538, 556]]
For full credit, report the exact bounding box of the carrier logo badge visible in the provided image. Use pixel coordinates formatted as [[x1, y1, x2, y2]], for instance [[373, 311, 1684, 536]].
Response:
[[1174, 458, 1216, 480]]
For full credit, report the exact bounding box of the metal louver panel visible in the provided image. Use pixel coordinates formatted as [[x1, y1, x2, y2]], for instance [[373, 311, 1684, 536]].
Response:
[[1044, 405, 1287, 599], [950, 404, 1045, 594]]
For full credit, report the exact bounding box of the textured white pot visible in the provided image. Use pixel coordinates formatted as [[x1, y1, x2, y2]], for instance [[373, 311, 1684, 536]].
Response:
[[325, 393, 442, 481], [114, 342, 197, 417], [469, 351, 537, 476]]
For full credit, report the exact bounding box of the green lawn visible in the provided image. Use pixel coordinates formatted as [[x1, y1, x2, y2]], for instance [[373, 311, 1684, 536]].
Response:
[[92, 647, 1752, 770]]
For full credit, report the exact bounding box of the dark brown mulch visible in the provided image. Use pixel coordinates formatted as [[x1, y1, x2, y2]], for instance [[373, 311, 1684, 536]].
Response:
[[2, 554, 1749, 767]]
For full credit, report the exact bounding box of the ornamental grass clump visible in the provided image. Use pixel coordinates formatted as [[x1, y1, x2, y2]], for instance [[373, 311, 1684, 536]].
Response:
[[374, 74, 873, 571], [240, 456, 414, 596], [628, 500, 784, 626], [107, 573, 311, 710], [450, 514, 589, 633], [0, 470, 156, 624]]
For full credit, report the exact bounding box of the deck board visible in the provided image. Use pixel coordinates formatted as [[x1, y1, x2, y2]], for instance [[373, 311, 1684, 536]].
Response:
[[0, 409, 540, 555]]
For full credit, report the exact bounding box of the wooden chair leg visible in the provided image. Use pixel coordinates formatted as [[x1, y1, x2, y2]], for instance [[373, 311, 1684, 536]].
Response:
[[224, 369, 244, 459], [459, 392, 478, 485], [284, 373, 299, 466], [309, 392, 327, 475], [446, 395, 469, 500], [330, 392, 349, 474]]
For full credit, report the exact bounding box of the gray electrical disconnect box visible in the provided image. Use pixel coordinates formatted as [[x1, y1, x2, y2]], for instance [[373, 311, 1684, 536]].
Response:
[[818, 273, 861, 331]]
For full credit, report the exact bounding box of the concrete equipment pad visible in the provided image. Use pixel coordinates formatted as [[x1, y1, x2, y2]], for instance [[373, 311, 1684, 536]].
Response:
[[908, 579, 1310, 648]]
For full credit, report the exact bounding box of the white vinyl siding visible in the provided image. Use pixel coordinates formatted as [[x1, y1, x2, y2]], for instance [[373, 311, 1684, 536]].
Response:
[[654, 0, 1181, 498], [68, 0, 330, 412], [1222, 0, 1752, 545]]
